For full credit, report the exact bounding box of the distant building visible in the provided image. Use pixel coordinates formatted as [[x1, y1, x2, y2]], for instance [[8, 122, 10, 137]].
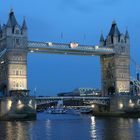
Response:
[[57, 92, 79, 97], [130, 80, 140, 95], [57, 88, 101, 96]]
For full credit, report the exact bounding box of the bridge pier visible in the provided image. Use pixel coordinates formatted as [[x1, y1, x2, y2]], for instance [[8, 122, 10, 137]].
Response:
[[91, 95, 140, 117], [0, 96, 36, 120]]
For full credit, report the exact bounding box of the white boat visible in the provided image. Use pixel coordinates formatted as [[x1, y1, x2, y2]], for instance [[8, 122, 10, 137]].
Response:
[[47, 108, 67, 114], [47, 100, 67, 114], [66, 108, 81, 115], [67, 108, 93, 115], [80, 108, 93, 114]]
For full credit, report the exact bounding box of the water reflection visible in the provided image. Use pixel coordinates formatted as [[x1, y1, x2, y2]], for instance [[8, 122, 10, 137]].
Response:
[[0, 114, 139, 140], [0, 121, 32, 140], [45, 119, 52, 140], [90, 116, 96, 140], [90, 116, 140, 140]]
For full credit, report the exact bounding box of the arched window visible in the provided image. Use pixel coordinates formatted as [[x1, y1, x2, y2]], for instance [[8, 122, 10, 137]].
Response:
[[16, 83, 18, 87], [15, 39, 20, 46], [121, 39, 124, 43], [16, 70, 19, 75], [121, 46, 125, 52], [13, 81, 15, 87], [13, 70, 15, 75], [15, 29, 20, 35], [20, 70, 22, 75], [20, 56, 22, 60]]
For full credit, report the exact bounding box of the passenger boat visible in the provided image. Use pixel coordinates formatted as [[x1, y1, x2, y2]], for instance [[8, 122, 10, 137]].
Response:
[[47, 108, 67, 114], [47, 100, 67, 114], [80, 108, 93, 114]]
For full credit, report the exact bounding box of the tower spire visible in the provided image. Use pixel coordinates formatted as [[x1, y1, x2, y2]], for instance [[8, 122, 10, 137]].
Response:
[[125, 28, 129, 38], [100, 31, 105, 46], [7, 9, 18, 27], [0, 22, 1, 31], [22, 17, 27, 30], [0, 22, 2, 38], [10, 8, 13, 13], [108, 20, 120, 37], [100, 32, 104, 42]]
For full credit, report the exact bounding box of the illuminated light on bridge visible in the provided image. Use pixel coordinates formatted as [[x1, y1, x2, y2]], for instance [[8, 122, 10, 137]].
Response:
[[28, 100, 33, 108], [17, 100, 24, 109], [7, 100, 12, 110], [47, 42, 53, 46], [91, 104, 95, 108], [70, 42, 79, 48], [129, 99, 135, 108], [0, 61, 4, 64], [119, 103, 123, 109]]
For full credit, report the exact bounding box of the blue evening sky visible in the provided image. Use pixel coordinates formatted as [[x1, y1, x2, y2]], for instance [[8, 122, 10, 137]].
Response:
[[0, 0, 140, 96]]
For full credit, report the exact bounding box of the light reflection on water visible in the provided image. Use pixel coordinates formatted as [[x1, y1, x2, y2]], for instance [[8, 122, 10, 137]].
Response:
[[90, 116, 96, 140], [0, 113, 140, 140]]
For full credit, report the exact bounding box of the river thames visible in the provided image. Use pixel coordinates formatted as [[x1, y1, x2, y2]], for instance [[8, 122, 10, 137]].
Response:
[[0, 113, 140, 140]]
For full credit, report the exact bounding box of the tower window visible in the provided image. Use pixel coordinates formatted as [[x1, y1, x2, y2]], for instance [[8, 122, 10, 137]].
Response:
[[13, 70, 15, 75], [19, 81, 22, 87], [16, 70, 19, 75], [15, 39, 20, 46], [121, 46, 125, 52], [13, 81, 15, 87], [121, 39, 124, 43], [16, 83, 18, 87], [20, 70, 22, 75], [15, 29, 20, 35]]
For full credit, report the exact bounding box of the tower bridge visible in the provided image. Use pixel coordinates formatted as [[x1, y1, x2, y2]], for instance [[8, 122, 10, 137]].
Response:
[[0, 10, 130, 96], [0, 10, 140, 120]]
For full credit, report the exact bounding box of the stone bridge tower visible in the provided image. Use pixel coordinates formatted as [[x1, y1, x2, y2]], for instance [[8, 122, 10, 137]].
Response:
[[0, 10, 28, 96], [100, 21, 130, 95]]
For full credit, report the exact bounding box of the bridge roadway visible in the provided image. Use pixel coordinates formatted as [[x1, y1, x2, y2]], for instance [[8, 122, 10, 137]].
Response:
[[36, 96, 110, 106], [28, 41, 114, 56]]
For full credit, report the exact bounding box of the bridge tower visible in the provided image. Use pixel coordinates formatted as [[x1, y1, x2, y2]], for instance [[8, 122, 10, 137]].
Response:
[[100, 21, 130, 95], [0, 9, 28, 96]]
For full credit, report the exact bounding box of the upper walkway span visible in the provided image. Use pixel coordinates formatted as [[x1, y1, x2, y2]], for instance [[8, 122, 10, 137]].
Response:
[[28, 41, 114, 56]]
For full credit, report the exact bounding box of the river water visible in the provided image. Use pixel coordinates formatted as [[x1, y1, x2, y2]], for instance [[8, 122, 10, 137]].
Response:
[[0, 113, 140, 140]]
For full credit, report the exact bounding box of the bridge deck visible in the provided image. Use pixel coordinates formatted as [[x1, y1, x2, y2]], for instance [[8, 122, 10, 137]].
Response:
[[36, 96, 110, 100], [28, 41, 114, 56], [36, 96, 110, 106]]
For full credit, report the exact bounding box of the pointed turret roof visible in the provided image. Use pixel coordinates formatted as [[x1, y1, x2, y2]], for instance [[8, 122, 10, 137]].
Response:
[[0, 23, 1, 31], [125, 29, 129, 38], [100, 32, 104, 42], [108, 20, 120, 36], [6, 9, 18, 27], [22, 17, 27, 30]]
